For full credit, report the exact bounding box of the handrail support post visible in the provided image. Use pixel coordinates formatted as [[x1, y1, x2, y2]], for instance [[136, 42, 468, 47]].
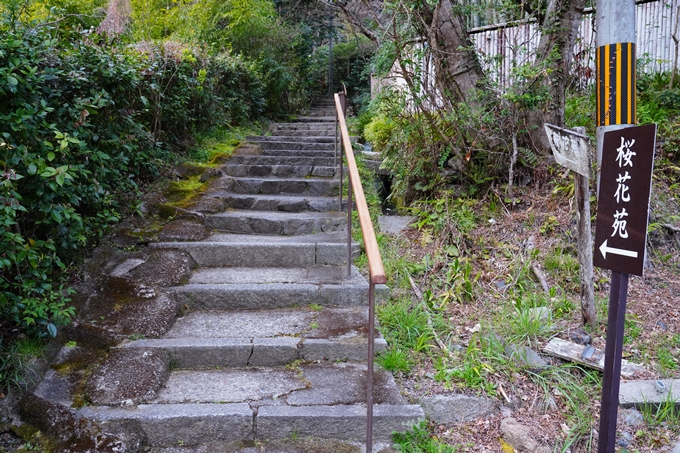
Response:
[[366, 281, 376, 453], [347, 175, 353, 279]]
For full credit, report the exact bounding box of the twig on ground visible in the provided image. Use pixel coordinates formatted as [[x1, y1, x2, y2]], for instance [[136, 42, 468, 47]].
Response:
[[531, 262, 551, 293]]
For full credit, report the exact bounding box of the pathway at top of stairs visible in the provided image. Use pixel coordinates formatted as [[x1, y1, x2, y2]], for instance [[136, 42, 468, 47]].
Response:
[[23, 97, 423, 453]]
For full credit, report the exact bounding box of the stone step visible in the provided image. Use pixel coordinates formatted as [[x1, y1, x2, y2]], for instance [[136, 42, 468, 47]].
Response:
[[247, 135, 336, 144], [167, 281, 382, 310], [294, 116, 336, 123], [305, 110, 336, 117], [271, 130, 335, 138], [149, 232, 358, 267], [206, 210, 346, 235], [227, 149, 340, 160], [222, 164, 337, 179], [254, 140, 335, 151], [119, 306, 386, 367], [215, 176, 340, 196], [270, 123, 336, 131], [72, 362, 423, 445], [215, 193, 340, 213]]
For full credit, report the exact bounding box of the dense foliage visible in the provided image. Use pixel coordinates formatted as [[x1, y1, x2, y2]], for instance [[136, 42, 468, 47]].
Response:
[[0, 11, 264, 337]]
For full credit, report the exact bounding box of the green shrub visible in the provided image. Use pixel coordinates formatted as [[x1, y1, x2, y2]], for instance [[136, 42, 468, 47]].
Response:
[[0, 19, 266, 337]]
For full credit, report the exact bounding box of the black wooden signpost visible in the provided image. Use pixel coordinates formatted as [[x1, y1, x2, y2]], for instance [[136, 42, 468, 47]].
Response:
[[594, 124, 657, 276], [593, 124, 656, 453]]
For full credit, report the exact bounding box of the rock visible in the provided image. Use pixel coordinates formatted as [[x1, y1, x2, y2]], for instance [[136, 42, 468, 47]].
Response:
[[85, 347, 170, 406], [420, 394, 498, 424], [158, 219, 209, 242], [672, 438, 680, 453], [505, 344, 550, 371], [568, 327, 592, 345], [500, 417, 551, 453], [377, 216, 415, 235], [617, 431, 632, 448], [619, 408, 644, 427], [128, 249, 197, 287], [19, 393, 144, 452], [527, 307, 552, 323], [656, 319, 669, 331], [102, 293, 180, 338]]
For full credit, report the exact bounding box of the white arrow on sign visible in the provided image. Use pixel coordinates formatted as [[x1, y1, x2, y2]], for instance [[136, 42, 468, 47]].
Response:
[[599, 239, 639, 260]]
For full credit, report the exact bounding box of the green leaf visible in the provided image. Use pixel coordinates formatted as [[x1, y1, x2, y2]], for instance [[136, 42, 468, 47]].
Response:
[[55, 174, 65, 186], [28, 163, 37, 175], [7, 75, 17, 86], [47, 323, 57, 338], [47, 152, 55, 162], [50, 210, 62, 223]]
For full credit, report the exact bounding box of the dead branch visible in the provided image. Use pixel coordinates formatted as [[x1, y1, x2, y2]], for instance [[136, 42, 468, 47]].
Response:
[[531, 262, 550, 294]]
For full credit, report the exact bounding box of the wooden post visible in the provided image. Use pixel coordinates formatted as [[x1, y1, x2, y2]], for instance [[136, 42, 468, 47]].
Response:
[[573, 126, 596, 329]]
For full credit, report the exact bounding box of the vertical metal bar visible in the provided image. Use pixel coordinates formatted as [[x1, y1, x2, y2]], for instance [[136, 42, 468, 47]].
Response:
[[347, 172, 353, 279], [338, 117, 343, 212], [366, 281, 376, 453], [598, 271, 629, 453]]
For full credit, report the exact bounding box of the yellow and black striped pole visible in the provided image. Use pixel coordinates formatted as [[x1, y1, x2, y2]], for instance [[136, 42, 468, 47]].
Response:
[[595, 2, 636, 453], [596, 42, 636, 127]]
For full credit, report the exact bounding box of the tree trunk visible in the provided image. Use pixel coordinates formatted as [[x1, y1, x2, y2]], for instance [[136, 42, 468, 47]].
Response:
[[418, 0, 486, 107], [527, 0, 587, 153]]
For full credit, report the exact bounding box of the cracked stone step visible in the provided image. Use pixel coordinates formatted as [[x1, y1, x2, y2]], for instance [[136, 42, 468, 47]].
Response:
[[213, 176, 340, 196], [76, 403, 422, 446], [119, 306, 387, 366], [293, 116, 336, 123], [60, 362, 423, 446], [149, 232, 359, 267], [271, 130, 336, 138], [228, 155, 338, 166], [246, 135, 336, 143], [222, 164, 337, 179], [206, 210, 346, 235], [270, 123, 336, 130], [167, 280, 386, 310], [253, 140, 335, 151], [214, 193, 340, 212]]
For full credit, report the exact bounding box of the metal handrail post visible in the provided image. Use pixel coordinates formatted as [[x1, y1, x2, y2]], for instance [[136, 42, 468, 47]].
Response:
[[347, 174, 353, 279], [338, 116, 343, 212], [366, 281, 376, 453]]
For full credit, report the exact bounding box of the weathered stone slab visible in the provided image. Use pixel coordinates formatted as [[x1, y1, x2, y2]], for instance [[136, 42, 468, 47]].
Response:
[[250, 337, 300, 366], [150, 242, 317, 267], [377, 216, 415, 235], [420, 395, 498, 424], [154, 369, 305, 404], [119, 338, 254, 368], [79, 403, 254, 446], [164, 309, 315, 338], [619, 379, 680, 408], [300, 338, 386, 362], [85, 348, 170, 406], [256, 404, 423, 442]]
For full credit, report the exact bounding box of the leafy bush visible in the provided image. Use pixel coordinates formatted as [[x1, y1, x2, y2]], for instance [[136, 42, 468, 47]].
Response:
[[0, 18, 265, 337]]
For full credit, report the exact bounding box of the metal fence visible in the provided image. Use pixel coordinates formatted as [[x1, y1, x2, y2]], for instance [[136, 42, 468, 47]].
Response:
[[470, 0, 679, 90]]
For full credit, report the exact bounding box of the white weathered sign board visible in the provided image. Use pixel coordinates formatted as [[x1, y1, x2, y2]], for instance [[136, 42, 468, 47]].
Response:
[[544, 124, 592, 178]]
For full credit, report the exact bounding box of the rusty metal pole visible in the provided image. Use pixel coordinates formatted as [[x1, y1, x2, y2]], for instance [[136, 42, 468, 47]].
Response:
[[347, 172, 353, 279], [366, 281, 376, 453]]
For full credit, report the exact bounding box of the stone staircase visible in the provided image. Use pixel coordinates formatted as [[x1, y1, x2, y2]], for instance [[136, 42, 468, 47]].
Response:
[[24, 97, 423, 452]]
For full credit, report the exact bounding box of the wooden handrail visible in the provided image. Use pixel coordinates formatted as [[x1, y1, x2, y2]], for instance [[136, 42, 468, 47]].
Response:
[[333, 94, 386, 285]]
